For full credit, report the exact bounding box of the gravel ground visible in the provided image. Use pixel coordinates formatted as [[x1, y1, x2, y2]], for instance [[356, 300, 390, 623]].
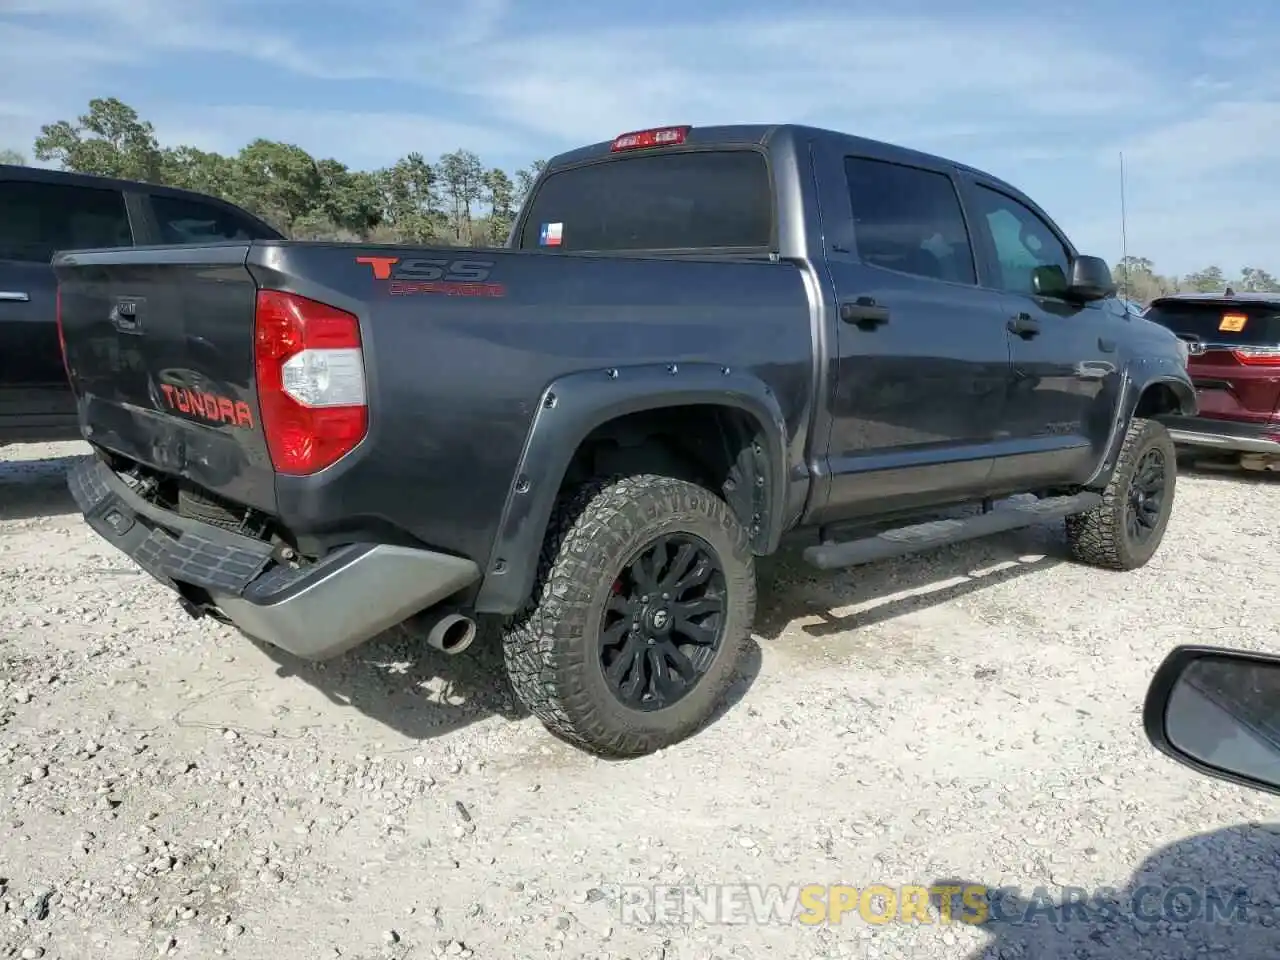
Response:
[[3, 440, 1280, 960]]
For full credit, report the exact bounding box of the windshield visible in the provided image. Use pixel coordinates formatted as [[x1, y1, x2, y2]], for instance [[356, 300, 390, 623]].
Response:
[[517, 149, 773, 253]]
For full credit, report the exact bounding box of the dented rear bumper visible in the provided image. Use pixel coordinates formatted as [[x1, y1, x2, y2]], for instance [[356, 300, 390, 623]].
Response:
[[68, 457, 480, 660]]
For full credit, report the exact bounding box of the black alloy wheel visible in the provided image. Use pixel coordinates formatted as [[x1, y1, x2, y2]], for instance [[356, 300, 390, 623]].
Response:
[[599, 534, 728, 712], [1125, 447, 1167, 544]]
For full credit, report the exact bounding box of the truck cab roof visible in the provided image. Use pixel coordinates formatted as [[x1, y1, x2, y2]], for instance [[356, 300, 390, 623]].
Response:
[[544, 122, 1028, 197]]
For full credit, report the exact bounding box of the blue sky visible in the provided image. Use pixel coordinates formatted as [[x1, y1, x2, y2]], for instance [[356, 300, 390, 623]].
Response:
[[1, 0, 1277, 277]]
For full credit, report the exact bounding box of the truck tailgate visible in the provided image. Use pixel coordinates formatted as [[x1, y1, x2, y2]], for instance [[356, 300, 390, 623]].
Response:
[[54, 243, 278, 513]]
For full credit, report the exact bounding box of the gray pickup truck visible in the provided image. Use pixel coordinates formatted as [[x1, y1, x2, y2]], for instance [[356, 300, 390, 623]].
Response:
[[53, 123, 1194, 757]]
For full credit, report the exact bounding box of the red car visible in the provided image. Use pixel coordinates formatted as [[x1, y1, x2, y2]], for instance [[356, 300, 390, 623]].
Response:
[[1144, 292, 1280, 470]]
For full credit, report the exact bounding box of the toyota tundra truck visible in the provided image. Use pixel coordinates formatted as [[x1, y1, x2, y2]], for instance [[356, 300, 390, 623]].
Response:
[[53, 123, 1195, 757]]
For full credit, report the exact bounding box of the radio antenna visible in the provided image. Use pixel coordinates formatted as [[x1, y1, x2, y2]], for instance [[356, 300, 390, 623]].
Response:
[[1119, 151, 1129, 300]]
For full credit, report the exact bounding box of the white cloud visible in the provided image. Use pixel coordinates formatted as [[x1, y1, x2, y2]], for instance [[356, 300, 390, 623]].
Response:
[[1113, 100, 1280, 179]]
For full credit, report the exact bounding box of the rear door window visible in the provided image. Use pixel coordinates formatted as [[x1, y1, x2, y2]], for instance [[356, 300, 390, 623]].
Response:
[[149, 194, 277, 243], [843, 157, 977, 285], [0, 180, 132, 262], [518, 150, 772, 252]]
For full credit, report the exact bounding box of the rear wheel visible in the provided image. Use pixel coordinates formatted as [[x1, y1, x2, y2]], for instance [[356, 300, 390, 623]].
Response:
[[1066, 417, 1176, 570], [502, 474, 756, 758]]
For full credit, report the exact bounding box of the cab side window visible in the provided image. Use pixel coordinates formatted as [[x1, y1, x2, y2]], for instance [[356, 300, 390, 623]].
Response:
[[150, 194, 274, 244], [971, 185, 1071, 296], [0, 180, 132, 262], [844, 157, 977, 286]]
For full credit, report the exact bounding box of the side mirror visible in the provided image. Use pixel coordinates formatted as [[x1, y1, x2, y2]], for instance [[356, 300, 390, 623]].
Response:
[[1144, 645, 1280, 795], [1065, 254, 1116, 302]]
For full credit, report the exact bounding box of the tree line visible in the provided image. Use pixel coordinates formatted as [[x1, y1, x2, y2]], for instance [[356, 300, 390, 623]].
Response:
[[3, 98, 1280, 296], [1113, 258, 1280, 303], [3, 98, 546, 246]]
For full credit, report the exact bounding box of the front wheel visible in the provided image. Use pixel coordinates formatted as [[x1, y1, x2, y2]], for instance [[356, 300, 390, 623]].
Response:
[[1065, 416, 1177, 570], [502, 474, 756, 758]]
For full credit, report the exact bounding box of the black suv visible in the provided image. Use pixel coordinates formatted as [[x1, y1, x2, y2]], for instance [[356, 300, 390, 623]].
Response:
[[0, 164, 282, 445]]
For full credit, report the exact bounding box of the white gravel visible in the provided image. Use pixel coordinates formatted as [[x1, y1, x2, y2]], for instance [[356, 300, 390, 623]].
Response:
[[3, 440, 1280, 960]]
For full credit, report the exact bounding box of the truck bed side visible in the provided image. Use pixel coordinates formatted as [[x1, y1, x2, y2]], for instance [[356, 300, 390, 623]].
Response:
[[255, 243, 817, 584]]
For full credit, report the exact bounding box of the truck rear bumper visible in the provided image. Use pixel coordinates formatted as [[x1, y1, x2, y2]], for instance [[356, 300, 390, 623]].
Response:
[[1161, 414, 1280, 456], [68, 457, 480, 660]]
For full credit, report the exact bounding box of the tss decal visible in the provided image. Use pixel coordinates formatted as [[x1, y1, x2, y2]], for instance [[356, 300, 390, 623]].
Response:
[[355, 256, 506, 297]]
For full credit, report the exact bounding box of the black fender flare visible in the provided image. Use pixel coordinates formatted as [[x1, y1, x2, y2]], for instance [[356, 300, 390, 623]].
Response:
[[473, 362, 789, 616], [1086, 357, 1196, 488]]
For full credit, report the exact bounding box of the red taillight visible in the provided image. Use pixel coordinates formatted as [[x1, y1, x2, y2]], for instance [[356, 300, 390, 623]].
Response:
[[1231, 347, 1280, 366], [55, 287, 70, 381], [253, 289, 368, 475], [610, 126, 690, 152]]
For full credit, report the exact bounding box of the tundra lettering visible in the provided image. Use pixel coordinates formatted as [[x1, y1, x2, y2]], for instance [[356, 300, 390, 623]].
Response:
[[159, 383, 253, 428]]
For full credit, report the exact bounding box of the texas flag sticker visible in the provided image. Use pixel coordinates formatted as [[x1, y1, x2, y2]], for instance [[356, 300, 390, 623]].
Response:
[[539, 222, 564, 246]]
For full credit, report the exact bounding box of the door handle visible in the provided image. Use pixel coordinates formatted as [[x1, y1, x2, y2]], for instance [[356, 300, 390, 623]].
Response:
[[1098, 337, 1116, 352], [840, 297, 890, 329], [0, 291, 30, 302], [1007, 312, 1040, 338]]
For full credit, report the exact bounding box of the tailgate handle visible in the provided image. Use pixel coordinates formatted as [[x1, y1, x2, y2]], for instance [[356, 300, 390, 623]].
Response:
[[109, 298, 142, 332], [0, 290, 29, 302]]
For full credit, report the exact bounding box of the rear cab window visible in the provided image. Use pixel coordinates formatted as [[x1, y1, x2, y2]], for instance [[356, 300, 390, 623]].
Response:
[[517, 150, 773, 252], [149, 193, 278, 244], [843, 157, 976, 285], [1145, 299, 1280, 346], [0, 180, 133, 262]]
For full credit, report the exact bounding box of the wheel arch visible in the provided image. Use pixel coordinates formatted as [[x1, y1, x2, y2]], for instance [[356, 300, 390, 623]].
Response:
[[1086, 361, 1195, 489], [474, 363, 789, 616]]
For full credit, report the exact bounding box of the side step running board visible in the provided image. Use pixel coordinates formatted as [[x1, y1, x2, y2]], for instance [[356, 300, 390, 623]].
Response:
[[802, 492, 1103, 571]]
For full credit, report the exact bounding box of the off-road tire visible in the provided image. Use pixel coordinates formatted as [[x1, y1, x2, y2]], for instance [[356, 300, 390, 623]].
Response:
[[1065, 416, 1176, 570], [502, 474, 756, 758]]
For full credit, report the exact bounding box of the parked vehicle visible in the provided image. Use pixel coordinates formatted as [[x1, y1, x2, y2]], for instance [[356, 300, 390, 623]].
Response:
[[1146, 645, 1280, 796], [54, 123, 1194, 756], [0, 164, 283, 446], [1143, 292, 1280, 470]]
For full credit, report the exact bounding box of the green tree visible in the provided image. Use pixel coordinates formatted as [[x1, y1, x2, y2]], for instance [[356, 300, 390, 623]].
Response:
[[379, 152, 445, 243], [33, 97, 163, 182], [315, 159, 384, 237], [233, 139, 323, 231], [161, 146, 240, 199], [483, 167, 516, 244], [1239, 266, 1280, 293], [1183, 266, 1227, 293], [437, 149, 485, 241], [0, 148, 26, 165], [514, 159, 547, 209], [1112, 255, 1177, 304]]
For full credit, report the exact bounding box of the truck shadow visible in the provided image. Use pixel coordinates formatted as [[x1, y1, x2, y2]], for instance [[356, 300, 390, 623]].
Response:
[[931, 822, 1280, 958], [250, 524, 1064, 747], [253, 621, 766, 749], [249, 623, 530, 743], [753, 521, 1067, 642], [0, 453, 86, 521]]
